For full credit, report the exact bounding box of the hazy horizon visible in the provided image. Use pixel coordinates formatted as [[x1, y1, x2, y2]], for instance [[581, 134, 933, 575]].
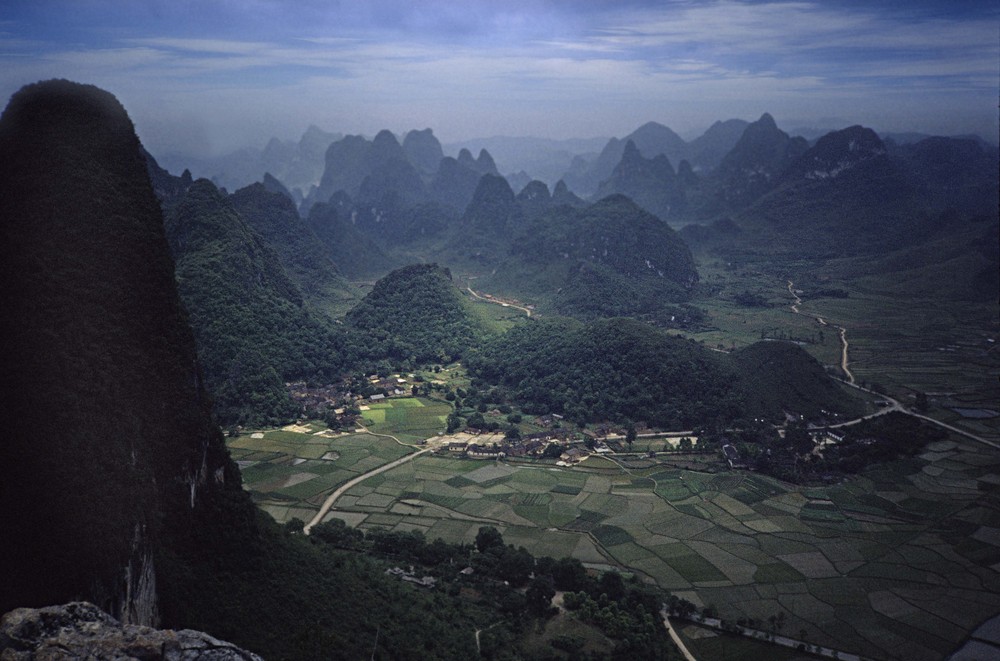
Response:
[[2, 0, 997, 157]]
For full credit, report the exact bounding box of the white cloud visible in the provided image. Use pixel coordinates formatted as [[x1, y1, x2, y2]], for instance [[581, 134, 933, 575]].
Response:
[[0, 0, 996, 148]]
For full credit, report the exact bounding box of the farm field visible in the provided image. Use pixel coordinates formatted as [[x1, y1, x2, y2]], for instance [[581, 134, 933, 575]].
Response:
[[359, 396, 453, 443], [322, 437, 1000, 661], [685, 257, 1000, 442], [227, 418, 419, 523], [799, 291, 999, 439]]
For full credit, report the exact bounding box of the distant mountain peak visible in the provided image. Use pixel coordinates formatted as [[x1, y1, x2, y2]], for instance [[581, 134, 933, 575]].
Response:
[[469, 172, 515, 206], [402, 128, 443, 174], [622, 139, 641, 160], [791, 125, 888, 181], [372, 129, 400, 147]]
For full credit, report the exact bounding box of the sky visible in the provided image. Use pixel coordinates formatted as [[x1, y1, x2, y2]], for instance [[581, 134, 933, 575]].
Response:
[[1, 0, 997, 156]]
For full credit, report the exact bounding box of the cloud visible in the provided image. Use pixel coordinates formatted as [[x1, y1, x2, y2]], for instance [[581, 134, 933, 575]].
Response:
[[0, 0, 996, 148]]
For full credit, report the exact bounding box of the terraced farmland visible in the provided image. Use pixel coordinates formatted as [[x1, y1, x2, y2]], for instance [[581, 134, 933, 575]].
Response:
[[319, 437, 1000, 661]]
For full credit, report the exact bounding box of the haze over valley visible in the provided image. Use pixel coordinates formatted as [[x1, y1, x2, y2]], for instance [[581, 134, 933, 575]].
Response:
[[1, 2, 998, 660]]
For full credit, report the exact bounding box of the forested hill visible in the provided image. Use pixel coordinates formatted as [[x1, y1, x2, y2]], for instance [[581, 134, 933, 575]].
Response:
[[466, 317, 860, 426], [0, 79, 242, 621], [490, 194, 699, 323], [229, 182, 356, 316], [164, 178, 348, 426], [346, 263, 490, 366], [731, 341, 864, 420], [466, 317, 738, 428]]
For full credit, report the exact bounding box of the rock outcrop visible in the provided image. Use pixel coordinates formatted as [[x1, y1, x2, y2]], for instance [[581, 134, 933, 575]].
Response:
[[0, 602, 262, 660]]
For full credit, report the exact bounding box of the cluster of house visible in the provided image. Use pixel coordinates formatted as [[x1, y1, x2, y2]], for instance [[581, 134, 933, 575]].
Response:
[[811, 429, 878, 450], [444, 435, 610, 466], [286, 381, 345, 415], [286, 373, 420, 421], [384, 566, 436, 589], [445, 439, 544, 459]]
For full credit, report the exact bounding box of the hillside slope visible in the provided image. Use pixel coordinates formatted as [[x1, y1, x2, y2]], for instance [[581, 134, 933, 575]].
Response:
[[0, 79, 241, 621], [165, 179, 347, 425], [346, 263, 489, 365]]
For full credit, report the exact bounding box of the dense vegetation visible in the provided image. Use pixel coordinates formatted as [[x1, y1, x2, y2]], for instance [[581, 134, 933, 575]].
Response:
[[346, 263, 490, 366], [467, 317, 863, 427], [490, 195, 700, 323], [292, 521, 679, 661], [164, 179, 349, 426], [731, 341, 864, 420], [822, 411, 949, 473], [229, 182, 356, 316], [305, 194, 399, 279], [0, 79, 240, 620], [467, 317, 739, 427]]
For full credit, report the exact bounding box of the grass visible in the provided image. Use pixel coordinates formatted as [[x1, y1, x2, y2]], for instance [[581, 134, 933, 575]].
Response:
[[360, 396, 452, 441]]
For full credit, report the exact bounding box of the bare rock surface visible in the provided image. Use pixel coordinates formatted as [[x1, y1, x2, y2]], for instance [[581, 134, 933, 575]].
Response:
[[0, 602, 262, 660]]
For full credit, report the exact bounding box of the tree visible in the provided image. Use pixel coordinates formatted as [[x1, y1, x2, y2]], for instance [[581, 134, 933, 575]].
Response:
[[915, 391, 929, 413], [542, 443, 563, 459], [551, 557, 590, 592], [598, 571, 626, 602], [498, 546, 535, 587], [625, 422, 637, 450], [475, 525, 505, 554], [678, 436, 693, 452]]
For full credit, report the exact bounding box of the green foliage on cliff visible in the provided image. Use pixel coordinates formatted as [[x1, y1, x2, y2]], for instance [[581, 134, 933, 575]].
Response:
[[346, 263, 489, 365], [467, 317, 862, 427], [492, 195, 699, 323], [0, 79, 242, 618], [229, 182, 357, 317], [164, 179, 348, 426], [732, 341, 864, 420]]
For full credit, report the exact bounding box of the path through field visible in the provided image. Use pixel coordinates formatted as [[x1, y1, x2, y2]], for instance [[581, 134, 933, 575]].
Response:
[[467, 286, 532, 317], [787, 280, 853, 383], [303, 433, 433, 534], [787, 280, 998, 449], [659, 611, 698, 661]]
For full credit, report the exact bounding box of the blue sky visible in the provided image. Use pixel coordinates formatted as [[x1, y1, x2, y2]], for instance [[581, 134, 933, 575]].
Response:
[[1, 0, 996, 156]]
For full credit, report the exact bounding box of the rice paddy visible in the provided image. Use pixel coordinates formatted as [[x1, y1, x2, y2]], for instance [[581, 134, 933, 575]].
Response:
[[316, 435, 1000, 661]]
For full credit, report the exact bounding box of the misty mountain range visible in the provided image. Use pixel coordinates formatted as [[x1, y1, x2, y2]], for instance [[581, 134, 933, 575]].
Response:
[[155, 116, 996, 215]]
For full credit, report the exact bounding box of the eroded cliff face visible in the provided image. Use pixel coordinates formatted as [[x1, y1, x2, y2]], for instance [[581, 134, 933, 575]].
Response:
[[0, 81, 243, 623], [0, 602, 263, 660]]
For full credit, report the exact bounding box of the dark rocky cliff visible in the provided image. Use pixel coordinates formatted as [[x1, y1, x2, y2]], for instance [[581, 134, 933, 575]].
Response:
[[0, 80, 242, 624]]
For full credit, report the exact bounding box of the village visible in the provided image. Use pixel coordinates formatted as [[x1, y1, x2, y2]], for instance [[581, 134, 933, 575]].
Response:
[[281, 364, 908, 486], [281, 369, 718, 476]]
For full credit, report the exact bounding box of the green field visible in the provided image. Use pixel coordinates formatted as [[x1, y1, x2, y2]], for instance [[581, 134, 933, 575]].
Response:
[[360, 396, 453, 442], [227, 422, 417, 523], [314, 436, 1000, 661], [682, 256, 1000, 442]]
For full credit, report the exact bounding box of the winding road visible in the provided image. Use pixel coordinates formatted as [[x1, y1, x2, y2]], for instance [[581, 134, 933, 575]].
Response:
[[787, 280, 854, 384], [467, 287, 532, 317], [786, 280, 997, 449], [303, 431, 433, 534]]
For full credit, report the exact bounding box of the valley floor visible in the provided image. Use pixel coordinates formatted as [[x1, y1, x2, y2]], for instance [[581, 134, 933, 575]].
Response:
[[230, 417, 1000, 661]]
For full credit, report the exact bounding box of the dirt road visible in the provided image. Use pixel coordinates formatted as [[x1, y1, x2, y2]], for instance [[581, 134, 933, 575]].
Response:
[[304, 443, 433, 534], [787, 280, 854, 384]]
